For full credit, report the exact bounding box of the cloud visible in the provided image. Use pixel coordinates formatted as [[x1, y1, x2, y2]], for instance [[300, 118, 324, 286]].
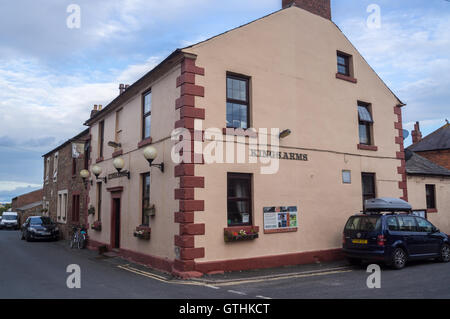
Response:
[[0, 181, 41, 193]]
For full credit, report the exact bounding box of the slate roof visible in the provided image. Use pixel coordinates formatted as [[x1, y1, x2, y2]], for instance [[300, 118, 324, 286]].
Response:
[[405, 149, 450, 177], [407, 123, 450, 152], [16, 201, 43, 211]]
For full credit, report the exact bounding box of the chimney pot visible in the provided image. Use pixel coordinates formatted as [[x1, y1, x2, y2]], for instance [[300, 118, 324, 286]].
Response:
[[98, 104, 102, 111], [411, 121, 422, 144], [282, 0, 331, 20], [119, 84, 125, 95]]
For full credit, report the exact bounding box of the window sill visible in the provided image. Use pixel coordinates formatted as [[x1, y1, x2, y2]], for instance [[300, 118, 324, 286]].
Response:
[[357, 144, 378, 151], [336, 73, 357, 84], [96, 157, 104, 163], [112, 149, 123, 158], [137, 137, 153, 149], [264, 228, 298, 234], [427, 208, 438, 214], [223, 128, 257, 138]]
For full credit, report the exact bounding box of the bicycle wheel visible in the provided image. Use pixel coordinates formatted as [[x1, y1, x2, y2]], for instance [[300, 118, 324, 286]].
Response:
[[77, 235, 85, 249]]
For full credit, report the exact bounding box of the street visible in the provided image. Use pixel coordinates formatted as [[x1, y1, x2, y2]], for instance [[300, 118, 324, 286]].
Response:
[[1, 230, 450, 299]]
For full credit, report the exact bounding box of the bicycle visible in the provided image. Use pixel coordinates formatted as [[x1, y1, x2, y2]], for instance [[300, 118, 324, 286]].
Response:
[[69, 225, 88, 249]]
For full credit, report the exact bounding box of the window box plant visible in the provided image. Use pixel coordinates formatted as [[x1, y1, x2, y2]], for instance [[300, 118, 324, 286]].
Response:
[[91, 220, 102, 231], [224, 226, 259, 242], [134, 226, 151, 240], [88, 205, 95, 216]]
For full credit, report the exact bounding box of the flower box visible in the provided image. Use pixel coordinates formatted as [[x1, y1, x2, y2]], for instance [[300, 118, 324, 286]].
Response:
[[91, 221, 102, 231], [134, 226, 151, 240], [224, 226, 259, 243]]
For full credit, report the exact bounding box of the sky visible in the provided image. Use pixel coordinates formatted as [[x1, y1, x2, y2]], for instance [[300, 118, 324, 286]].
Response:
[[0, 0, 449, 203]]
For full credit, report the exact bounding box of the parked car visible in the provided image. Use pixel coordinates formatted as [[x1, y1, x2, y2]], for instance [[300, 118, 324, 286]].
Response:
[[342, 198, 450, 269], [20, 216, 59, 241], [0, 212, 20, 230]]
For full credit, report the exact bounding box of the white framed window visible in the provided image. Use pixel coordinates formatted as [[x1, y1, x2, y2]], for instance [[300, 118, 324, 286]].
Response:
[[57, 189, 68, 223], [53, 152, 59, 182], [45, 157, 50, 183]]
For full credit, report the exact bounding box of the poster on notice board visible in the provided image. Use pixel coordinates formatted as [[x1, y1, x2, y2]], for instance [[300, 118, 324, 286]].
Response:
[[263, 206, 298, 231]]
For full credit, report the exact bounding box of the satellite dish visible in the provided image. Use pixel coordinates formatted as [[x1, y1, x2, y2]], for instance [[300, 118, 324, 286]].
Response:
[[402, 129, 410, 140]]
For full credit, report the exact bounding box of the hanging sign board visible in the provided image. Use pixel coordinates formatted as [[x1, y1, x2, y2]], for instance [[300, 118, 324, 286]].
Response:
[[72, 142, 85, 158]]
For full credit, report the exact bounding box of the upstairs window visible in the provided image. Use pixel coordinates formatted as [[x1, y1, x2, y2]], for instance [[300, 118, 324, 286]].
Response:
[[115, 108, 123, 146], [143, 91, 152, 139], [53, 152, 59, 182], [337, 52, 351, 76], [98, 121, 104, 158], [426, 184, 436, 209], [226, 74, 249, 129], [358, 102, 374, 145]]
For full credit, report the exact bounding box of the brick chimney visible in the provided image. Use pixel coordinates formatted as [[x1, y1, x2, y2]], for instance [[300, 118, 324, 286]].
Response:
[[411, 121, 422, 144], [282, 0, 331, 20], [119, 84, 130, 95], [90, 104, 98, 118]]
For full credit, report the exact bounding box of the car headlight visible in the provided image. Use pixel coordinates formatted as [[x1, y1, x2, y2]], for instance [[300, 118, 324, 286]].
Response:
[[30, 228, 38, 232]]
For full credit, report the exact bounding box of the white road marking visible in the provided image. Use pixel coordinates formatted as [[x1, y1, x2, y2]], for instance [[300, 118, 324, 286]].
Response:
[[256, 295, 272, 299], [206, 285, 220, 289], [227, 290, 247, 295]]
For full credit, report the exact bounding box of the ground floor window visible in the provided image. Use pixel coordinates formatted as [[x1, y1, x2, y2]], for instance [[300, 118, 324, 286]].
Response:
[[97, 183, 102, 221], [361, 173, 376, 206], [72, 194, 80, 223], [142, 173, 150, 226], [227, 173, 252, 226], [425, 184, 436, 209]]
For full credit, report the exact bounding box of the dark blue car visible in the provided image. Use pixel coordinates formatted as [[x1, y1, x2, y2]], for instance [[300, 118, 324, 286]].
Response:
[[342, 198, 450, 269]]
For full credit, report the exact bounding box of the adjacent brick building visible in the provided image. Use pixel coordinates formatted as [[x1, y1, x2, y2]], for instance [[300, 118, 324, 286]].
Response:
[[409, 121, 450, 170], [42, 129, 90, 239], [11, 188, 43, 224]]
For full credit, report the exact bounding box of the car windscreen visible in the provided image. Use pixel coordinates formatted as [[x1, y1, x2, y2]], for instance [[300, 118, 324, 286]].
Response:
[[30, 217, 52, 225], [345, 216, 381, 232], [2, 215, 17, 220]]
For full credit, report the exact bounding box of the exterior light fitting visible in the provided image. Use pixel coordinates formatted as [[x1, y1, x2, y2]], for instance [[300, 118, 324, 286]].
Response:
[[80, 169, 91, 189], [279, 129, 292, 139], [143, 146, 164, 173], [92, 165, 107, 184], [112, 157, 130, 179]]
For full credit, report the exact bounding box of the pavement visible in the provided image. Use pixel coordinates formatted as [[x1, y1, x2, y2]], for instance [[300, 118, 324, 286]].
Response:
[[1, 229, 450, 299]]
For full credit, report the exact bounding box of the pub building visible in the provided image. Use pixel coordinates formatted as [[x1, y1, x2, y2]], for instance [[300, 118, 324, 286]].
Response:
[[83, 0, 409, 278]]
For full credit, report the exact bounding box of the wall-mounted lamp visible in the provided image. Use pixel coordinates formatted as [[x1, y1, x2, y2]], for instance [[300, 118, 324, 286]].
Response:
[[92, 165, 107, 184], [80, 169, 91, 189], [143, 146, 164, 173], [279, 129, 292, 139], [113, 157, 130, 179]]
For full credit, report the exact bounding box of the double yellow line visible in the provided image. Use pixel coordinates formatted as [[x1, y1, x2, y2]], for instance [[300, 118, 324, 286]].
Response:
[[117, 264, 353, 287]]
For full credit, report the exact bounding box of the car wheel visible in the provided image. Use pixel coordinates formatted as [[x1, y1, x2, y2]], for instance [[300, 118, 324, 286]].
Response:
[[25, 233, 32, 242], [20, 231, 24, 240], [391, 248, 407, 269], [438, 244, 450, 263]]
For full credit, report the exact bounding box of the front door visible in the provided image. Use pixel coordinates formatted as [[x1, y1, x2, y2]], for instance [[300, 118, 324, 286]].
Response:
[[111, 198, 121, 249]]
